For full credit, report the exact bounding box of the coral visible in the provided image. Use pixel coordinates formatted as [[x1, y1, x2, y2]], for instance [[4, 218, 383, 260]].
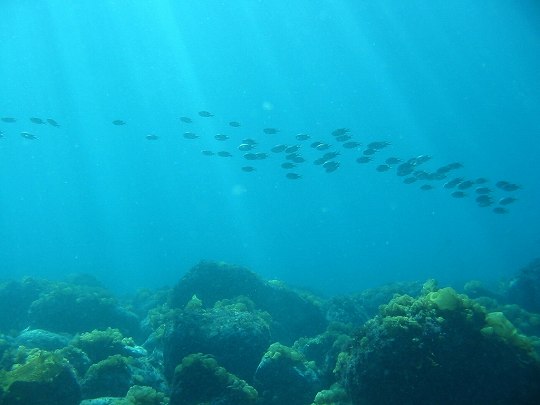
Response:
[[0, 349, 81, 405], [169, 353, 257, 405], [341, 282, 540, 404]]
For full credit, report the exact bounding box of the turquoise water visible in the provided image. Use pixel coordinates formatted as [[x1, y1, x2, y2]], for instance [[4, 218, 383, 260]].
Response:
[[1, 1, 539, 294]]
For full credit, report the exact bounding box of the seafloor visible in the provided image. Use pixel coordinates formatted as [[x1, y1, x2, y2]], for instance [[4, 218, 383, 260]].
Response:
[[1, 260, 539, 405]]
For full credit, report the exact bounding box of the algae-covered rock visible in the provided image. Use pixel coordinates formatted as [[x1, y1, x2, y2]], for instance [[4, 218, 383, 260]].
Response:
[[169, 261, 327, 344], [81, 355, 133, 398], [254, 342, 322, 405], [163, 297, 271, 382], [0, 350, 81, 405], [72, 327, 146, 364], [312, 383, 351, 405], [0, 278, 48, 334], [28, 282, 140, 336], [341, 282, 540, 404], [507, 258, 540, 313], [15, 328, 70, 351], [169, 353, 257, 405], [81, 354, 166, 400]]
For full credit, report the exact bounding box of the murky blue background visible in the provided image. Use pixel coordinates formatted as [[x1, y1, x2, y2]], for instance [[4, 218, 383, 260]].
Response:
[[1, 1, 539, 295]]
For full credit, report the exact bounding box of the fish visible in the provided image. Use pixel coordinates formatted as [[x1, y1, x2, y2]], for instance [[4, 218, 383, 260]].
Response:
[[21, 132, 38, 140], [322, 152, 340, 160], [403, 177, 417, 184], [363, 148, 376, 156], [243, 153, 258, 160], [263, 128, 279, 134], [1, 117, 16, 123], [475, 177, 488, 184], [238, 143, 255, 151], [112, 120, 126, 125], [217, 151, 232, 157], [145, 134, 159, 140], [183, 132, 199, 139], [499, 197, 517, 205], [229, 121, 241, 127], [396, 162, 414, 176], [180, 116, 193, 123], [201, 150, 215, 156], [285, 145, 301, 154], [296, 133, 310, 141], [254, 152, 268, 160], [214, 134, 229, 141], [501, 183, 520, 192], [457, 180, 474, 190], [241, 166, 256, 172], [242, 138, 258, 146], [46, 118, 60, 127], [291, 156, 306, 163], [286, 153, 302, 161], [367, 141, 391, 150], [342, 141, 361, 149], [475, 187, 491, 194], [335, 135, 352, 142], [444, 177, 464, 189], [451, 191, 467, 198], [314, 157, 327, 165], [476, 195, 493, 207], [286, 172, 302, 179], [271, 144, 287, 153], [281, 162, 296, 169], [323, 161, 340, 172], [30, 117, 45, 124], [493, 207, 508, 214], [385, 157, 402, 165], [198, 111, 214, 117], [315, 143, 331, 151], [420, 184, 434, 191], [376, 164, 391, 172], [332, 128, 349, 137], [356, 156, 372, 164], [310, 141, 323, 149]]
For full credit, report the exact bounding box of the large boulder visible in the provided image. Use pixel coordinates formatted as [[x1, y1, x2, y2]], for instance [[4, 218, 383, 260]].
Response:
[[163, 298, 271, 382], [170, 261, 327, 344], [340, 282, 540, 405]]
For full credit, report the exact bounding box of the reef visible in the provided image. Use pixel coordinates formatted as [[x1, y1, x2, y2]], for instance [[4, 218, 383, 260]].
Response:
[[0, 261, 539, 404]]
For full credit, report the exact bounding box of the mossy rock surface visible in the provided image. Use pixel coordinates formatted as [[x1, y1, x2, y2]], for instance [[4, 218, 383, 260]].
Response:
[[170, 261, 327, 344], [341, 283, 540, 405], [0, 351, 81, 405]]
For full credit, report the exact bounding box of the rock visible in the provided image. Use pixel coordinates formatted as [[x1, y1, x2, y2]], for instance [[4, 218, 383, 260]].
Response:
[[163, 298, 271, 382], [254, 343, 322, 405], [170, 261, 327, 344], [15, 329, 70, 351], [0, 350, 81, 405]]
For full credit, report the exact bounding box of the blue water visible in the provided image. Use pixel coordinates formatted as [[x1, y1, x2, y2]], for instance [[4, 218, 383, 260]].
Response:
[[1, 0, 539, 295]]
